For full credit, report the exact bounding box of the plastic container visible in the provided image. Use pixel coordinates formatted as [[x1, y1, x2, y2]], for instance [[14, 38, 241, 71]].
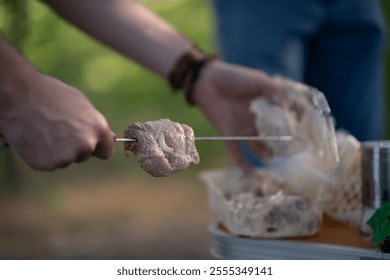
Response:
[[360, 141, 390, 233], [361, 141, 390, 208], [200, 168, 323, 239]]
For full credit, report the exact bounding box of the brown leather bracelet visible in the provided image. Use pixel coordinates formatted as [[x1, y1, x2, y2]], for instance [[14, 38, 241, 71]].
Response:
[[168, 47, 216, 105]]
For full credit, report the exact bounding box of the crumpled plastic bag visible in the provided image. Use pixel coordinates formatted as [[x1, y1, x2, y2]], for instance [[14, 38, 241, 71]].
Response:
[[323, 131, 362, 226], [200, 77, 344, 238], [249, 76, 339, 202], [250, 76, 339, 164]]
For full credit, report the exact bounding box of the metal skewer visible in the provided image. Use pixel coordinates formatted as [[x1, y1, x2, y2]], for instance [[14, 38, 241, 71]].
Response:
[[194, 136, 293, 141], [115, 135, 293, 142], [115, 138, 136, 142], [0, 136, 295, 156]]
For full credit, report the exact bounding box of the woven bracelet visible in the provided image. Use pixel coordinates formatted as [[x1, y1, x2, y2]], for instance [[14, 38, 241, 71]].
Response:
[[168, 47, 216, 105]]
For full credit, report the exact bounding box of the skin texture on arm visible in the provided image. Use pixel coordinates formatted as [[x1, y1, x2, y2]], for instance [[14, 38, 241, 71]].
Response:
[[0, 37, 114, 170], [43, 0, 192, 78]]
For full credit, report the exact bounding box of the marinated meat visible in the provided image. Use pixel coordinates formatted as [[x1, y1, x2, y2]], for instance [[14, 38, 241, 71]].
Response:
[[201, 168, 323, 238], [124, 119, 200, 177]]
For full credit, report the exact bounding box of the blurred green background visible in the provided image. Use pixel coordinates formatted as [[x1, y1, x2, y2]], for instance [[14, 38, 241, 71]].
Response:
[[0, 0, 390, 259]]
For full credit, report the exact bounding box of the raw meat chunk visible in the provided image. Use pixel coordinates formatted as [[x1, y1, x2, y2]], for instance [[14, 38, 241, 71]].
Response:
[[124, 119, 200, 177]]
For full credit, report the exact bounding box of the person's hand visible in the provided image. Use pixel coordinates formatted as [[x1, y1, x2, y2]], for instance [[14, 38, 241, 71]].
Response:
[[193, 60, 285, 174], [0, 73, 115, 170]]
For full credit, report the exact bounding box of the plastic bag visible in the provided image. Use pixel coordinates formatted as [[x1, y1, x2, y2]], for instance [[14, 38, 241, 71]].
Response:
[[250, 76, 339, 164], [249, 77, 339, 196], [200, 77, 345, 238], [324, 131, 362, 226]]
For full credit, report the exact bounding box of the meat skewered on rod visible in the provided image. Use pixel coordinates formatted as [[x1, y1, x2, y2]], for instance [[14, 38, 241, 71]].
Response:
[[123, 119, 200, 177], [122, 119, 292, 177]]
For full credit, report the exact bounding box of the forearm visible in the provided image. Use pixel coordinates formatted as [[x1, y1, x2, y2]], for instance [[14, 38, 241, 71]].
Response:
[[43, 0, 193, 78], [0, 37, 39, 121]]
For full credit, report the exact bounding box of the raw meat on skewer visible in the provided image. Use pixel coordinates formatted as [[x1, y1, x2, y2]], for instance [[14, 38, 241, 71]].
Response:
[[124, 119, 200, 177]]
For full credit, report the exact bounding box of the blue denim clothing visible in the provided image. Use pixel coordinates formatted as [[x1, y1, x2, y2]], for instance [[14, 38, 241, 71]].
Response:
[[212, 0, 387, 142]]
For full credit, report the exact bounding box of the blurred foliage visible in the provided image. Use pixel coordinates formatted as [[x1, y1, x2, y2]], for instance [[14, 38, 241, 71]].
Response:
[[0, 0, 29, 46], [0, 0, 390, 191]]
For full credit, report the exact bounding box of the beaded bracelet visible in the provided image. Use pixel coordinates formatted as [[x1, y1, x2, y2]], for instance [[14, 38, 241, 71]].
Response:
[[168, 47, 216, 105]]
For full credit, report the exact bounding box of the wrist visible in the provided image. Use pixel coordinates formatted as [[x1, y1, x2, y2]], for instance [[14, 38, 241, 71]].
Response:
[[167, 46, 216, 105], [0, 63, 41, 134], [0, 66, 39, 107], [0, 38, 40, 111]]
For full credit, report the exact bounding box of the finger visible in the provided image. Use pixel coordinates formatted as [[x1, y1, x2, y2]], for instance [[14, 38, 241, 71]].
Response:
[[75, 152, 91, 163], [247, 70, 287, 106], [260, 81, 287, 108], [289, 100, 306, 122], [32, 156, 71, 171], [273, 84, 288, 108], [71, 137, 95, 163], [92, 130, 115, 159], [57, 160, 72, 169], [267, 76, 290, 107]]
